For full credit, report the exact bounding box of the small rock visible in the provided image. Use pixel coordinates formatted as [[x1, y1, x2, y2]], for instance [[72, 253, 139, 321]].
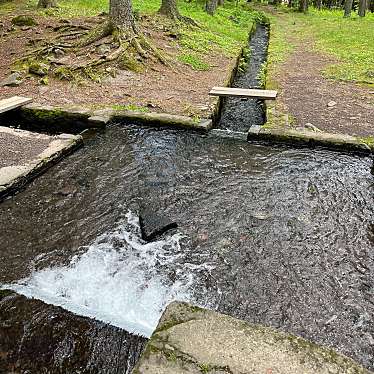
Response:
[[327, 101, 337, 108], [53, 48, 65, 58], [304, 123, 322, 132], [29, 62, 49, 76], [0, 72, 23, 87], [96, 44, 111, 55], [11, 15, 37, 27], [20, 26, 31, 31]]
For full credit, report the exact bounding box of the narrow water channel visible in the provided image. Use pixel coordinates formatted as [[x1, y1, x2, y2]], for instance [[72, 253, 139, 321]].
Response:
[[1, 125, 373, 370], [218, 23, 269, 132]]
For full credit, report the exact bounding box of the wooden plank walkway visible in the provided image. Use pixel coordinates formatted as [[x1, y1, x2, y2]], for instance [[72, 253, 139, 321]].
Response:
[[0, 96, 32, 114], [209, 87, 277, 100]]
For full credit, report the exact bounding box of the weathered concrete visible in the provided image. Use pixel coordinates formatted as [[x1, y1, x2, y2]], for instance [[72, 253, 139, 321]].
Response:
[[0, 290, 146, 374], [134, 302, 371, 374], [0, 103, 212, 133], [248, 126, 373, 154], [0, 126, 82, 200]]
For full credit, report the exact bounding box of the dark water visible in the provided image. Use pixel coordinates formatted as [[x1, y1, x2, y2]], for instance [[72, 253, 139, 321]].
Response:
[[0, 125, 373, 369], [218, 24, 269, 132]]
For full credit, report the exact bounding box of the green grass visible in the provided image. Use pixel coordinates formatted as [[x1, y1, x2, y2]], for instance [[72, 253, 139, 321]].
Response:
[[177, 53, 210, 70], [263, 5, 374, 85], [300, 8, 374, 84], [19, 0, 260, 62]]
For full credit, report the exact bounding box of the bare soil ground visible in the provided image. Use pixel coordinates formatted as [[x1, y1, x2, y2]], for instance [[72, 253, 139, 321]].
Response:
[[268, 9, 374, 137], [0, 11, 232, 118]]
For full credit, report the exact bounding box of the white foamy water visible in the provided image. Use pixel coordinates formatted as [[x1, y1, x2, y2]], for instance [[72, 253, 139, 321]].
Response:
[[5, 212, 213, 337]]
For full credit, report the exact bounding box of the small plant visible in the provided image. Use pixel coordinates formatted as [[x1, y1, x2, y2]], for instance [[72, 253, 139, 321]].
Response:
[[178, 53, 210, 71]]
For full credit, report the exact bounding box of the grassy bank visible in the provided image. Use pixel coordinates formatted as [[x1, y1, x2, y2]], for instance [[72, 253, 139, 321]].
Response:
[[14, 0, 264, 70], [263, 5, 374, 85]]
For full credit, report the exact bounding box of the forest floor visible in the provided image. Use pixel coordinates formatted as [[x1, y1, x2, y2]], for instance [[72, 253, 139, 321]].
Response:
[[261, 5, 374, 138], [0, 0, 257, 119]]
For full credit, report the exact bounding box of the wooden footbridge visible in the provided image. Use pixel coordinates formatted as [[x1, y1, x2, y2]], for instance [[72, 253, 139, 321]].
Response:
[[0, 96, 32, 114], [209, 87, 277, 100]]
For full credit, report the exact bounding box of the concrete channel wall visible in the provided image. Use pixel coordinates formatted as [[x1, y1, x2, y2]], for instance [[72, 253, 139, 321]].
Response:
[[134, 302, 372, 374]]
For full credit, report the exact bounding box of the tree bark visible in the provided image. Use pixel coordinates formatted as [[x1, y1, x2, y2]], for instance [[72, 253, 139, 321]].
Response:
[[205, 0, 218, 15], [37, 0, 57, 8], [299, 0, 309, 12], [344, 0, 353, 16], [158, 0, 182, 19], [110, 0, 137, 32], [358, 0, 367, 15]]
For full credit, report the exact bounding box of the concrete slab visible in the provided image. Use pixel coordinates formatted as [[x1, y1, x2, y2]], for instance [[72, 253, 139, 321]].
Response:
[[0, 126, 82, 200], [134, 302, 371, 374]]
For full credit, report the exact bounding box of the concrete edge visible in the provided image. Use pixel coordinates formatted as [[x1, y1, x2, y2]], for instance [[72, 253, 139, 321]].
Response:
[[248, 125, 374, 155], [133, 301, 372, 374], [0, 132, 83, 201], [1, 103, 213, 133]]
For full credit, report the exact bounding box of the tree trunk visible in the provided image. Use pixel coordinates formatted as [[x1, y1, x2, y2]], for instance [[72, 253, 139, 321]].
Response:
[[299, 0, 309, 12], [158, 0, 181, 19], [110, 0, 137, 32], [344, 0, 353, 16], [205, 0, 218, 15], [358, 0, 367, 15], [37, 0, 57, 8]]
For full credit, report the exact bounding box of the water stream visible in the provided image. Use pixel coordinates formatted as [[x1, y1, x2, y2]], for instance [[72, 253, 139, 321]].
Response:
[[218, 23, 269, 132], [1, 125, 373, 370]]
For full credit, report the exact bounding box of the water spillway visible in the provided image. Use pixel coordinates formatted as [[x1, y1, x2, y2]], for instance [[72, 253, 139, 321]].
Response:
[[0, 125, 373, 371]]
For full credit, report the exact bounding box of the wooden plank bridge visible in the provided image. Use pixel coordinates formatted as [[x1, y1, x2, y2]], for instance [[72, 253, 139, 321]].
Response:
[[0, 96, 32, 114], [209, 87, 278, 100]]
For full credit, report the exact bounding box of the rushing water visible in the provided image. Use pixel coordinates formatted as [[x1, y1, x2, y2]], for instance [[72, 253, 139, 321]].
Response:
[[0, 125, 373, 369]]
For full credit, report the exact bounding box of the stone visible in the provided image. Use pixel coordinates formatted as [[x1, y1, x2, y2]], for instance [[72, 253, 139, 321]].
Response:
[[139, 208, 178, 242], [133, 302, 371, 374], [29, 62, 50, 76], [327, 100, 337, 107], [53, 48, 65, 58], [304, 123, 322, 132], [97, 44, 111, 55], [0, 72, 23, 87]]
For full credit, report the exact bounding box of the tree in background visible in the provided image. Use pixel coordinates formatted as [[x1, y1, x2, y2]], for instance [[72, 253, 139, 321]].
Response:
[[344, 0, 354, 17], [206, 0, 219, 15], [37, 0, 57, 8]]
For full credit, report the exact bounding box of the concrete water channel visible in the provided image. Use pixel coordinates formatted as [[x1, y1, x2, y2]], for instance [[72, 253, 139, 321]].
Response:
[[0, 23, 373, 373]]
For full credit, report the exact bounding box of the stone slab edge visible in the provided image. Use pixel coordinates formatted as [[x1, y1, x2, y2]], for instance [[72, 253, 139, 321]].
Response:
[[133, 302, 372, 374], [0, 131, 83, 201], [11, 103, 212, 133], [248, 126, 373, 154]]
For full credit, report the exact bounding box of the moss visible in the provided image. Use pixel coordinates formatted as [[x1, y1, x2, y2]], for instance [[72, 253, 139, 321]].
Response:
[[358, 136, 374, 149], [0, 289, 13, 300], [11, 15, 37, 26], [23, 107, 65, 120], [118, 53, 144, 73]]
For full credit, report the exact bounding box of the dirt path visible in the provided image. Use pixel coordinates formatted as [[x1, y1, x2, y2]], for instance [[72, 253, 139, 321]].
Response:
[[268, 9, 374, 137]]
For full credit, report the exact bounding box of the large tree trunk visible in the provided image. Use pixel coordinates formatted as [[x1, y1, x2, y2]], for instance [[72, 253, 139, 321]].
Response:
[[158, 0, 181, 19], [358, 0, 367, 15], [205, 0, 218, 15], [344, 0, 353, 16], [37, 0, 57, 8], [110, 0, 137, 32]]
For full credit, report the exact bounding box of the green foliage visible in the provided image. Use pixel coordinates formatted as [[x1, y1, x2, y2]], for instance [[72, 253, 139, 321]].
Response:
[[178, 53, 210, 71], [112, 104, 149, 113], [266, 6, 374, 85]]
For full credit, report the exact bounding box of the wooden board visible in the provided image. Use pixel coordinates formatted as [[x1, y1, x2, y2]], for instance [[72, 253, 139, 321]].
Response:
[[209, 87, 277, 100], [0, 96, 32, 114]]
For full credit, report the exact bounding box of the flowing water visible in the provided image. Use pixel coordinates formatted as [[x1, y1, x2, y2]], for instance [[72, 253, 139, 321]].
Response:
[[218, 23, 269, 132], [0, 125, 373, 370]]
